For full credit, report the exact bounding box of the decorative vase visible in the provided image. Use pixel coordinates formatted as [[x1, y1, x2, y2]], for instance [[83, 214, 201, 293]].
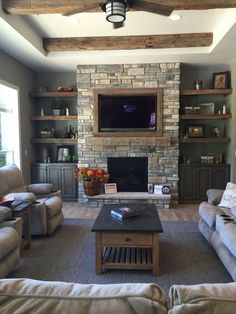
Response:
[[83, 181, 101, 196]]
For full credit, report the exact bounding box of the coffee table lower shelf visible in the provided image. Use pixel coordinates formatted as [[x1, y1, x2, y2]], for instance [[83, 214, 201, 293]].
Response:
[[102, 246, 153, 271]]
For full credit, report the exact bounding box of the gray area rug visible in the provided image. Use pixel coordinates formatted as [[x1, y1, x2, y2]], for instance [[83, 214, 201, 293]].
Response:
[[10, 218, 232, 292]]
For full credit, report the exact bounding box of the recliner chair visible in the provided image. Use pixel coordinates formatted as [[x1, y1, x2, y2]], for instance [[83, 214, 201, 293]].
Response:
[[0, 163, 64, 235], [0, 206, 22, 278]]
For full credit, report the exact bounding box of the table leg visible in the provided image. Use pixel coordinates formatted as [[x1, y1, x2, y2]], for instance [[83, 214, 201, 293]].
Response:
[[95, 232, 102, 275], [152, 233, 159, 276]]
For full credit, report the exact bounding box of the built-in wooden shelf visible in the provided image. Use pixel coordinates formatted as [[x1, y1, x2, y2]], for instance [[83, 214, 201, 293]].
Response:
[[31, 138, 77, 144], [179, 114, 232, 120], [180, 88, 232, 96], [30, 92, 78, 97], [31, 115, 77, 121], [179, 137, 231, 144]]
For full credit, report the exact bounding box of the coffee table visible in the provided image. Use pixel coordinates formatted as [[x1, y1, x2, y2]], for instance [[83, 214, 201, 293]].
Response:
[[91, 203, 163, 276]]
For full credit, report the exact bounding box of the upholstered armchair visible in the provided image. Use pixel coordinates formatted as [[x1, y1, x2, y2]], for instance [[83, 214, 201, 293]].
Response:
[[0, 163, 64, 235], [0, 206, 22, 278]]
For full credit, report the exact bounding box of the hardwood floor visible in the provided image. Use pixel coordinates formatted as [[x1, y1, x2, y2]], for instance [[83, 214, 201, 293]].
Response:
[[62, 202, 200, 222]]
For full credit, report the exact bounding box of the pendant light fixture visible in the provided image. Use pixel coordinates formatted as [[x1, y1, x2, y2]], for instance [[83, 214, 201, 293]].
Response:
[[101, 0, 130, 23]]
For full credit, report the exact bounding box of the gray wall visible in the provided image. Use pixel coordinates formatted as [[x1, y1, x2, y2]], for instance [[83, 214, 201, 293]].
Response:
[[36, 72, 77, 92], [0, 49, 36, 183]]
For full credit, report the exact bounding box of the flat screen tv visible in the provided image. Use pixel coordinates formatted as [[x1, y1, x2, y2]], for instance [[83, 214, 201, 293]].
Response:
[[93, 88, 163, 137]]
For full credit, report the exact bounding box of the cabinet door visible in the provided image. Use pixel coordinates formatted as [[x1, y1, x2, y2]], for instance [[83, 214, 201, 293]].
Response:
[[196, 167, 212, 200], [61, 165, 78, 199], [179, 166, 196, 200], [31, 165, 47, 183], [212, 166, 230, 189], [47, 165, 61, 191]]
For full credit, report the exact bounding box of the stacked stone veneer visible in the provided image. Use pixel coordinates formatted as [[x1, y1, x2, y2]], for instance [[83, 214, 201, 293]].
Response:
[[76, 63, 180, 206]]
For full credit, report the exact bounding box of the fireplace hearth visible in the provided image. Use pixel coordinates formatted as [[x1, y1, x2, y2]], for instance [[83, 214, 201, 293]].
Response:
[[107, 157, 148, 192]]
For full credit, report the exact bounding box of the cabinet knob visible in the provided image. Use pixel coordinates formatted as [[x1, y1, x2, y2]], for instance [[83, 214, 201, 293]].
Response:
[[125, 238, 130, 242]]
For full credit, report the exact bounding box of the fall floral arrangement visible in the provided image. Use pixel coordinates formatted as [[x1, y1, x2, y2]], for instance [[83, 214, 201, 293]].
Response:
[[74, 167, 110, 183]]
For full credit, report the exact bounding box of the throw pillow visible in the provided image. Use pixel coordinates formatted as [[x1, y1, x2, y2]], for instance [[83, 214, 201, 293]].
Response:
[[218, 182, 236, 209]]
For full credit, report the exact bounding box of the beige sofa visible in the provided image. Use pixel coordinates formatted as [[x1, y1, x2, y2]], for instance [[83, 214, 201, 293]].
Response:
[[199, 188, 236, 281], [0, 278, 236, 313], [0, 163, 64, 235]]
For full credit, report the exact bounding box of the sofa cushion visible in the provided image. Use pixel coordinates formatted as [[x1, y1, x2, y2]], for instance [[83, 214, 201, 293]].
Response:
[[218, 219, 236, 257], [169, 283, 236, 314], [230, 206, 236, 218], [0, 227, 19, 260], [206, 189, 225, 205], [0, 206, 12, 223], [218, 182, 236, 209], [198, 202, 225, 228], [27, 183, 54, 195], [0, 164, 26, 195], [215, 214, 235, 234], [0, 278, 168, 314]]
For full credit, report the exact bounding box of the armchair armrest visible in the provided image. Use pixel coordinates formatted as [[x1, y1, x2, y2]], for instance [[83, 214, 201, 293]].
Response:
[[206, 189, 224, 206], [0, 206, 12, 223], [27, 184, 55, 195]]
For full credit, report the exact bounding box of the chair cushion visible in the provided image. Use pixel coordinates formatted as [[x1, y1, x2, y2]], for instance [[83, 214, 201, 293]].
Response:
[[45, 196, 63, 218], [0, 227, 19, 260], [218, 182, 236, 209], [0, 206, 12, 223], [0, 163, 26, 196]]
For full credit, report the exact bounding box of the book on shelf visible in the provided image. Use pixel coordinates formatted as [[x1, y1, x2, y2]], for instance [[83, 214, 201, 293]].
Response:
[[111, 207, 140, 219]]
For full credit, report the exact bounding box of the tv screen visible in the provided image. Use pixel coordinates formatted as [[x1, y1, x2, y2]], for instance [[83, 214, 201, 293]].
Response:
[[99, 95, 157, 131]]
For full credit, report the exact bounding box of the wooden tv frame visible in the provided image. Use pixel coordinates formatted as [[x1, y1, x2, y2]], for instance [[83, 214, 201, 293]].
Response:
[[93, 88, 163, 137]]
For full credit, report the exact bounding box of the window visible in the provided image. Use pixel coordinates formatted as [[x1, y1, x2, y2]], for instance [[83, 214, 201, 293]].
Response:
[[0, 80, 20, 167]]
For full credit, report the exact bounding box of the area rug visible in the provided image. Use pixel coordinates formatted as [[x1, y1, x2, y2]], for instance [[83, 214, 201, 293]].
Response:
[[10, 218, 232, 292]]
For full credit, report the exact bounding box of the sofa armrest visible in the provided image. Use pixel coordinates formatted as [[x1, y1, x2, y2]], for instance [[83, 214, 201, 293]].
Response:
[[27, 183, 55, 195], [6, 192, 36, 203], [206, 189, 224, 205]]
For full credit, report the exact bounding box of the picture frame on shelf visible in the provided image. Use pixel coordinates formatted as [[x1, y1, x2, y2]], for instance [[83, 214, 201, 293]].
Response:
[[57, 146, 71, 162], [199, 103, 215, 114], [187, 125, 204, 138], [104, 183, 117, 194], [212, 71, 230, 89]]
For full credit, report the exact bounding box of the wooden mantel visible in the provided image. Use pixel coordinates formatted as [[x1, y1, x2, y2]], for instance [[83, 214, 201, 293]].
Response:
[[86, 136, 171, 146]]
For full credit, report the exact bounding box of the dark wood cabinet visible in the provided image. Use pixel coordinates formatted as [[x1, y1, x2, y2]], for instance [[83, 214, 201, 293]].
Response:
[[179, 164, 230, 201], [31, 163, 78, 200]]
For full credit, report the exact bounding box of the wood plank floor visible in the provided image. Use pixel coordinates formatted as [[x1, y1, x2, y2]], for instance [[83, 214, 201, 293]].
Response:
[[62, 202, 200, 222]]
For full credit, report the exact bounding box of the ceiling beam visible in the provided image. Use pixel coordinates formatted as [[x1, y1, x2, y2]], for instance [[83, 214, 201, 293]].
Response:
[[3, 0, 236, 15], [43, 33, 213, 52]]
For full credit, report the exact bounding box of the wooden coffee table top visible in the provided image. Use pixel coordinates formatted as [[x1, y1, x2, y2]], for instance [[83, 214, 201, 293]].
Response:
[[91, 203, 163, 233]]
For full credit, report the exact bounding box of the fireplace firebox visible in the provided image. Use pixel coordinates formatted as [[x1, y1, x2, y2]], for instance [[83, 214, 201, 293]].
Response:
[[107, 157, 148, 192]]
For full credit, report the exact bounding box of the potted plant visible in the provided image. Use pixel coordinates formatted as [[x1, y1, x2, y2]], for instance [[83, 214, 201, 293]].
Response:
[[74, 167, 110, 196], [51, 98, 63, 115]]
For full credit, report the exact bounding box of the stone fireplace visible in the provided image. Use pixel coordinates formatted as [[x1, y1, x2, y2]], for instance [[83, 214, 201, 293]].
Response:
[[107, 157, 148, 192], [76, 63, 180, 206]]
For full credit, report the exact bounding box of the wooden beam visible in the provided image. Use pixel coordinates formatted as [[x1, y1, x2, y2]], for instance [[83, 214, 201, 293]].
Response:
[[43, 33, 213, 52], [3, 0, 236, 15]]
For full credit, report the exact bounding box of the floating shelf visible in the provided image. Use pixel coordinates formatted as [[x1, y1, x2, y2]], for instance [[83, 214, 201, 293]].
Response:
[[30, 92, 78, 97], [31, 115, 77, 121], [31, 138, 78, 144], [179, 114, 232, 120], [180, 88, 232, 96], [179, 137, 231, 144]]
